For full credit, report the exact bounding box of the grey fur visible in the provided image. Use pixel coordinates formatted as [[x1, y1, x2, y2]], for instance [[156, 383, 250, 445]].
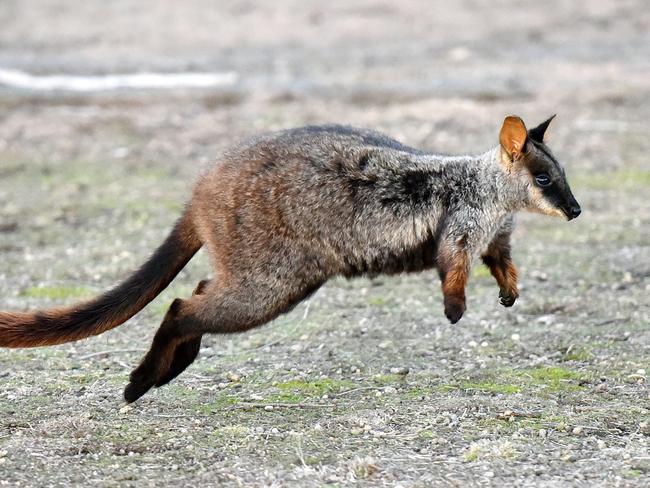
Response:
[[200, 124, 531, 277]]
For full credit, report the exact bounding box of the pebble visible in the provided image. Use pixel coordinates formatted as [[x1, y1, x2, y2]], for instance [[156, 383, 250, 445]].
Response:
[[531, 270, 548, 282], [572, 426, 584, 436], [226, 372, 241, 382], [537, 315, 555, 325], [594, 383, 608, 393], [390, 367, 409, 376], [264, 405, 274, 411], [561, 453, 576, 462], [640, 421, 650, 434], [119, 405, 132, 414]]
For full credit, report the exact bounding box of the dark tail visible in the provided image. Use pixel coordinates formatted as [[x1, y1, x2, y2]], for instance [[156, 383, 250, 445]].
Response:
[[0, 209, 202, 348]]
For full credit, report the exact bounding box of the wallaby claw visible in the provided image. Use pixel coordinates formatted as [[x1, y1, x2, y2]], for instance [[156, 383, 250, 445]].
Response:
[[498, 289, 518, 307]]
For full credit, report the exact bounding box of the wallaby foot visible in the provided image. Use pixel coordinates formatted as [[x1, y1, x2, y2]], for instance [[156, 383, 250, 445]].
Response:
[[498, 289, 518, 307], [154, 336, 202, 387], [444, 295, 466, 324]]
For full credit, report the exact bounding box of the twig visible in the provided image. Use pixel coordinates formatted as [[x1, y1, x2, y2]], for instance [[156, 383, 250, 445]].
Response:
[[151, 414, 210, 419], [334, 386, 380, 397], [78, 349, 144, 360], [497, 410, 543, 420], [229, 402, 334, 410]]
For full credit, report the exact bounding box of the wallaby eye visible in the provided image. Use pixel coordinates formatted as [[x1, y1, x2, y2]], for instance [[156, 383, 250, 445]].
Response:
[[535, 173, 552, 187]]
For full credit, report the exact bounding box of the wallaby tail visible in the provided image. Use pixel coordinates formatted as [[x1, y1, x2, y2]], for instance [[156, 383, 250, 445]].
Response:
[[0, 209, 202, 348]]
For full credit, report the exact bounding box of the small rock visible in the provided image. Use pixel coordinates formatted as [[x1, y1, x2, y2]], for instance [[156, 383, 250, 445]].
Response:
[[537, 315, 555, 325], [572, 426, 584, 436], [390, 367, 410, 376], [226, 372, 241, 382], [383, 386, 397, 394], [511, 333, 520, 341], [640, 421, 650, 434], [597, 440, 606, 449], [264, 405, 274, 411], [539, 429, 547, 438], [594, 383, 608, 393], [531, 270, 548, 282], [119, 405, 132, 414]]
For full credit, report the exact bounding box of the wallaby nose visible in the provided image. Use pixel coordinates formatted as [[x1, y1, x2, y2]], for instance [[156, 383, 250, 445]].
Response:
[[570, 206, 581, 219]]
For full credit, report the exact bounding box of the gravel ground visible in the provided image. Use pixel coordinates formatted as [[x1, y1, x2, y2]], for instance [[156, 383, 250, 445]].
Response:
[[0, 1, 649, 486]]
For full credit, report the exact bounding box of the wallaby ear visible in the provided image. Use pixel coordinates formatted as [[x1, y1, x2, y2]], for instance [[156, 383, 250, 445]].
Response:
[[499, 115, 528, 161], [528, 114, 556, 143]]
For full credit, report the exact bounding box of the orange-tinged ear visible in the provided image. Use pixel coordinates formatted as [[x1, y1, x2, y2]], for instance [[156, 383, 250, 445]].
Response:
[[499, 115, 528, 161]]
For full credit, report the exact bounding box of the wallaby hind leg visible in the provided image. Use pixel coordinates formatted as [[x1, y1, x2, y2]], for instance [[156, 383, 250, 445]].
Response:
[[155, 280, 211, 387], [124, 279, 212, 402], [152, 279, 212, 388], [154, 336, 202, 387], [124, 298, 191, 403], [124, 279, 319, 403]]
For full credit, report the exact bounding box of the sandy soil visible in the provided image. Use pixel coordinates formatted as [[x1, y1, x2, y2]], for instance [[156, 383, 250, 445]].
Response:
[[0, 0, 649, 486]]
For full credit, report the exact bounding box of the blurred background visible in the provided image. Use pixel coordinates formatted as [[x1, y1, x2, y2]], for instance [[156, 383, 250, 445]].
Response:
[[0, 1, 649, 486]]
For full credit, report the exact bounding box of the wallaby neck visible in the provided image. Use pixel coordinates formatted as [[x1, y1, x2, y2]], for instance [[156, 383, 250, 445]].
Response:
[[412, 146, 529, 214]]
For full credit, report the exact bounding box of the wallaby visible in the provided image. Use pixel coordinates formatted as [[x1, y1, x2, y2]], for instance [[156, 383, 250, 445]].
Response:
[[0, 115, 581, 402]]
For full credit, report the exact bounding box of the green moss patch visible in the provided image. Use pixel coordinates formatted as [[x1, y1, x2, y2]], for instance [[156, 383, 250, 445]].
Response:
[[21, 285, 93, 300]]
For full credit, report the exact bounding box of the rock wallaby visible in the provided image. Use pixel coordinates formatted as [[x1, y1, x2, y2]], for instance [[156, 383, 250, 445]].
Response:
[[0, 115, 581, 402]]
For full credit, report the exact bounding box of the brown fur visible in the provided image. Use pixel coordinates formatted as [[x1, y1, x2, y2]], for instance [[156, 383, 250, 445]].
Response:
[[481, 231, 519, 306], [437, 241, 470, 324]]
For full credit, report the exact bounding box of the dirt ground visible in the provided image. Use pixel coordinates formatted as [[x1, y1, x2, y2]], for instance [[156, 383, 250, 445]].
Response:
[[0, 0, 649, 486]]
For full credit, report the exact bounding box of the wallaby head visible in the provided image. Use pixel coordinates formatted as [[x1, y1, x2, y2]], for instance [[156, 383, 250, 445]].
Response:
[[499, 115, 581, 220]]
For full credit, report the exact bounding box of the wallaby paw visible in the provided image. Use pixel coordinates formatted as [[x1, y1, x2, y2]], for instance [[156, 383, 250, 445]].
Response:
[[499, 289, 518, 307], [444, 297, 466, 324]]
